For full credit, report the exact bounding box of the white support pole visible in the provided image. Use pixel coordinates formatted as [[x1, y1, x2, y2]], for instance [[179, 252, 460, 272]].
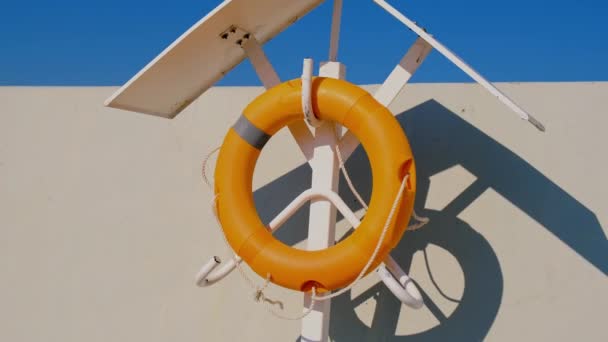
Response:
[[338, 37, 432, 160], [373, 0, 545, 132], [300, 61, 346, 342], [241, 38, 316, 162], [328, 0, 343, 62]]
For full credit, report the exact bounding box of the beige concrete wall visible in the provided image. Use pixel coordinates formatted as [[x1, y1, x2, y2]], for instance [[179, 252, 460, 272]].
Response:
[[0, 83, 606, 341]]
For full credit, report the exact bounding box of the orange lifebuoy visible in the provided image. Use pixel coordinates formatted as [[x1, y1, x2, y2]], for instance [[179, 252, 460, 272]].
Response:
[[214, 77, 416, 292]]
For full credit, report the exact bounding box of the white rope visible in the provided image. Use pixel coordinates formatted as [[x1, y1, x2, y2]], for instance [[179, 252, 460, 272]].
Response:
[[335, 141, 369, 212], [299, 58, 428, 230], [202, 149, 264, 294], [312, 171, 409, 301], [202, 148, 316, 320], [201, 146, 220, 189], [263, 287, 318, 321], [409, 210, 430, 231], [334, 131, 430, 232]]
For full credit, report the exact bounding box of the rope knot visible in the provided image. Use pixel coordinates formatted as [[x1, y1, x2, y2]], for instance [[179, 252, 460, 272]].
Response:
[[253, 289, 266, 302], [253, 273, 272, 303]]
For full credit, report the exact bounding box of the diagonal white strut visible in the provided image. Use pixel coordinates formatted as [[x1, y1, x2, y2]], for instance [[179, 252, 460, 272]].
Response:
[[374, 0, 545, 132], [240, 37, 316, 163], [339, 37, 433, 160], [328, 0, 343, 62]]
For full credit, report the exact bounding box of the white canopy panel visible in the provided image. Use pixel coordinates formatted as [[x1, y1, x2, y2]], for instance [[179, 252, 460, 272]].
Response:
[[105, 0, 324, 118]]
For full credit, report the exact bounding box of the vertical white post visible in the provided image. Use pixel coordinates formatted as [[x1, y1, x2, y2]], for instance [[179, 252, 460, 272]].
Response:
[[300, 61, 346, 342], [328, 0, 343, 62]]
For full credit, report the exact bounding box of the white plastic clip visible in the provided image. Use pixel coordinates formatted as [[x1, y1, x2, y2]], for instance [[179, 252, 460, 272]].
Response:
[[302, 58, 322, 127]]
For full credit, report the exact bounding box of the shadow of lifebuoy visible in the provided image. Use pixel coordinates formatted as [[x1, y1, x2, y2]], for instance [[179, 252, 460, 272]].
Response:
[[329, 209, 503, 341]]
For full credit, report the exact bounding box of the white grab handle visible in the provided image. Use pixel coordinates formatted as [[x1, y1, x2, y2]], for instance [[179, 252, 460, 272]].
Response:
[[377, 259, 424, 309], [195, 256, 240, 287]]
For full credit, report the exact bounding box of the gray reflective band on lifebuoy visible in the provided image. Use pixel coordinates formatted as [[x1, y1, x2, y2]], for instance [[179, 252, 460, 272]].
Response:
[[232, 115, 271, 150]]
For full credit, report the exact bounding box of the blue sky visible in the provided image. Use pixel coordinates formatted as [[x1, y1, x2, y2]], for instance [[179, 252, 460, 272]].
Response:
[[1, 0, 607, 86]]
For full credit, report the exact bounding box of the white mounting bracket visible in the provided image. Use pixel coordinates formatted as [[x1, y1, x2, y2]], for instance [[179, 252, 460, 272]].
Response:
[[196, 187, 424, 307]]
